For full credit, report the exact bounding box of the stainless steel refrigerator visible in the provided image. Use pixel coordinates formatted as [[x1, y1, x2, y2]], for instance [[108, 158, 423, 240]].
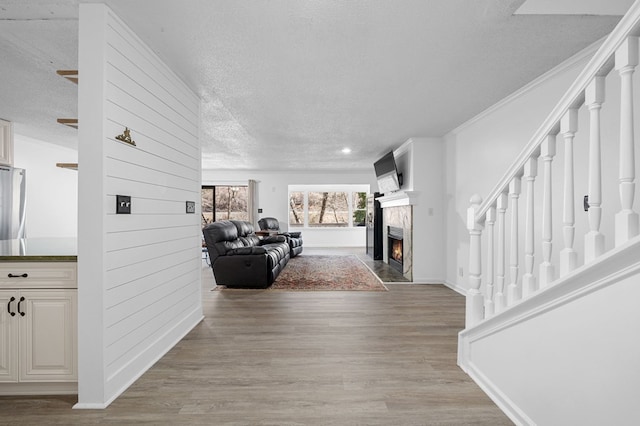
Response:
[[0, 165, 26, 240]]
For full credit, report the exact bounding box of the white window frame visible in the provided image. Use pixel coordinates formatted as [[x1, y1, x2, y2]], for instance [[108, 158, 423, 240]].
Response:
[[288, 184, 369, 229]]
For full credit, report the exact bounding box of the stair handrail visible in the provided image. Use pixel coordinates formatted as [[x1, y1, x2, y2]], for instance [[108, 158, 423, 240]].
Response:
[[474, 0, 640, 224]]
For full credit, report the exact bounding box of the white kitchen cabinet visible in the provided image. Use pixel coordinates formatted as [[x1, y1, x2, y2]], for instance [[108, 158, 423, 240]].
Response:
[[0, 119, 13, 166], [0, 290, 18, 382], [0, 262, 77, 394]]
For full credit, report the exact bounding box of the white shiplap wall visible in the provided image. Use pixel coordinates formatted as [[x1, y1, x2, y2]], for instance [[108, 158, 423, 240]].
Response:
[[77, 4, 202, 408]]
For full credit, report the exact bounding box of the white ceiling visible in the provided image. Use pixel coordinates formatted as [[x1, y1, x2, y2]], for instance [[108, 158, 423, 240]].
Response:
[[515, 0, 634, 15], [0, 0, 626, 171]]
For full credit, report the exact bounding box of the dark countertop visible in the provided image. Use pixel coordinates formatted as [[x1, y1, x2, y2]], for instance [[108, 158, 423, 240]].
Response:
[[0, 238, 77, 262]]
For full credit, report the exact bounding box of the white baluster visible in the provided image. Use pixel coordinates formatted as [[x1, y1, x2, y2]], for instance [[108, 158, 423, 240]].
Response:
[[484, 207, 496, 318], [466, 194, 484, 328], [507, 177, 521, 305], [539, 135, 556, 288], [560, 109, 578, 276], [585, 77, 606, 262], [615, 37, 640, 246], [495, 193, 508, 312], [522, 157, 538, 298]]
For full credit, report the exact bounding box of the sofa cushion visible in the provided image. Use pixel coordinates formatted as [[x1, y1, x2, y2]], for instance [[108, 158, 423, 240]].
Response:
[[239, 235, 261, 247], [288, 237, 303, 248], [205, 220, 238, 241], [260, 235, 286, 244], [232, 220, 254, 237], [228, 246, 267, 256], [261, 242, 288, 260], [203, 221, 242, 263], [258, 217, 280, 231]]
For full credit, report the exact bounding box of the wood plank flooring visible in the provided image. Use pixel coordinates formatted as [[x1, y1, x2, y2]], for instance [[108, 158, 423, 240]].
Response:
[[0, 250, 512, 425]]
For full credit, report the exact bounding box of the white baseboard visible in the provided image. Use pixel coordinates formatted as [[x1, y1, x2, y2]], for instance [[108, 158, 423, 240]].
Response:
[[73, 402, 108, 409], [460, 359, 534, 426], [74, 307, 203, 409], [410, 277, 444, 284], [443, 279, 466, 295]]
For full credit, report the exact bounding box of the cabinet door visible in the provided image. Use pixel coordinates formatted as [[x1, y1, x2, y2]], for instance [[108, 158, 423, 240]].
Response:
[[18, 290, 77, 382], [0, 290, 18, 382], [0, 119, 12, 166]]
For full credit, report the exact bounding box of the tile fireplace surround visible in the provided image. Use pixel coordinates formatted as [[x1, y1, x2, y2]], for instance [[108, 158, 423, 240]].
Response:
[[383, 205, 413, 281]]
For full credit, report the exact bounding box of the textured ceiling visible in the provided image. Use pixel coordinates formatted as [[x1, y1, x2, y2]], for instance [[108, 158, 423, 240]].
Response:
[[515, 0, 633, 15], [0, 0, 625, 171]]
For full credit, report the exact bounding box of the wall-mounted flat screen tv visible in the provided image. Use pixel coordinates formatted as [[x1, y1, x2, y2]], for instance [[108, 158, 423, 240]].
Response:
[[374, 151, 401, 193]]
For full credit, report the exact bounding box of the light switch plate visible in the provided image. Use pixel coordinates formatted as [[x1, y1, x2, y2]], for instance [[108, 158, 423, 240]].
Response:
[[116, 195, 131, 214]]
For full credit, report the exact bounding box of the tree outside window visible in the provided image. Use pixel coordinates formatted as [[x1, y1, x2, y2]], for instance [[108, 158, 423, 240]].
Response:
[[201, 185, 248, 225], [353, 192, 367, 226], [215, 186, 248, 220], [288, 185, 369, 228], [201, 188, 214, 226], [289, 191, 304, 226], [308, 192, 349, 226]]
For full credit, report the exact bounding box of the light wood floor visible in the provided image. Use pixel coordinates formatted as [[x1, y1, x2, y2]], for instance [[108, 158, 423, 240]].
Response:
[[0, 249, 512, 425]]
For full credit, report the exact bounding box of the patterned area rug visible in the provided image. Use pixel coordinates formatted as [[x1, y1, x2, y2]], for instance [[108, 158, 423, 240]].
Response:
[[269, 255, 387, 291]]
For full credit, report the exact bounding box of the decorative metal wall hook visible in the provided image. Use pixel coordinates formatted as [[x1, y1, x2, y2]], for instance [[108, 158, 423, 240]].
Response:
[[115, 127, 136, 146]]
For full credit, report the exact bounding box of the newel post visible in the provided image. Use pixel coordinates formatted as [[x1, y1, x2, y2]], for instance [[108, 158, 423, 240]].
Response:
[[466, 194, 484, 328]]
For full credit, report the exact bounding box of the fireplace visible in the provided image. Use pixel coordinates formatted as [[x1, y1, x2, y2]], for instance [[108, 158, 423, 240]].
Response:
[[388, 226, 403, 273]]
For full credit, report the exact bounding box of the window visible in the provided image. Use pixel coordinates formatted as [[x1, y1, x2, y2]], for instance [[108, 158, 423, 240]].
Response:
[[289, 191, 304, 226], [353, 192, 367, 226], [288, 185, 369, 228], [201, 185, 248, 226], [308, 192, 348, 226]]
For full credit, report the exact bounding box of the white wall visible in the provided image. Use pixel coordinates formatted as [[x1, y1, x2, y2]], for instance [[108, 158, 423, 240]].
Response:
[[13, 135, 77, 238], [392, 137, 445, 282], [76, 4, 202, 408], [459, 240, 640, 425], [202, 169, 376, 247]]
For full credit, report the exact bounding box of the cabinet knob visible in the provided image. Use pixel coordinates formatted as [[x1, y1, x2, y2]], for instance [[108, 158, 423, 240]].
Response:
[[8, 273, 28, 278], [6, 296, 16, 317]]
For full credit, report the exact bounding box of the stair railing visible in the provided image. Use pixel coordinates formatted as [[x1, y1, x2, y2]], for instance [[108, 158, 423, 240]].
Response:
[[465, 0, 640, 328]]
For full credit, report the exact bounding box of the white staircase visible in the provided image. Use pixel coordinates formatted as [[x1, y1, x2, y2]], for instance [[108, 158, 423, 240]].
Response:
[[458, 2, 640, 424]]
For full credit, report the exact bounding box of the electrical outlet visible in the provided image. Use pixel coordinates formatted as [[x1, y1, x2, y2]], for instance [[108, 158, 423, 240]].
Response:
[[458, 267, 464, 277], [116, 195, 131, 214], [186, 201, 196, 214]]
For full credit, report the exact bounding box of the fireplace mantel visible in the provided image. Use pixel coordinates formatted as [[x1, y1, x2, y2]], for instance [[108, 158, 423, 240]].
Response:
[[378, 190, 420, 208]]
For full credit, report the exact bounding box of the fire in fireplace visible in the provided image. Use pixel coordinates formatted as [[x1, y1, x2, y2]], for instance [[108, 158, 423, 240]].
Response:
[[391, 239, 403, 263], [388, 226, 404, 273]]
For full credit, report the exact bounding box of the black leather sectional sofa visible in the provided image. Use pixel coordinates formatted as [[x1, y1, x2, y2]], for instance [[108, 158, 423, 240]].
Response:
[[202, 220, 291, 288]]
